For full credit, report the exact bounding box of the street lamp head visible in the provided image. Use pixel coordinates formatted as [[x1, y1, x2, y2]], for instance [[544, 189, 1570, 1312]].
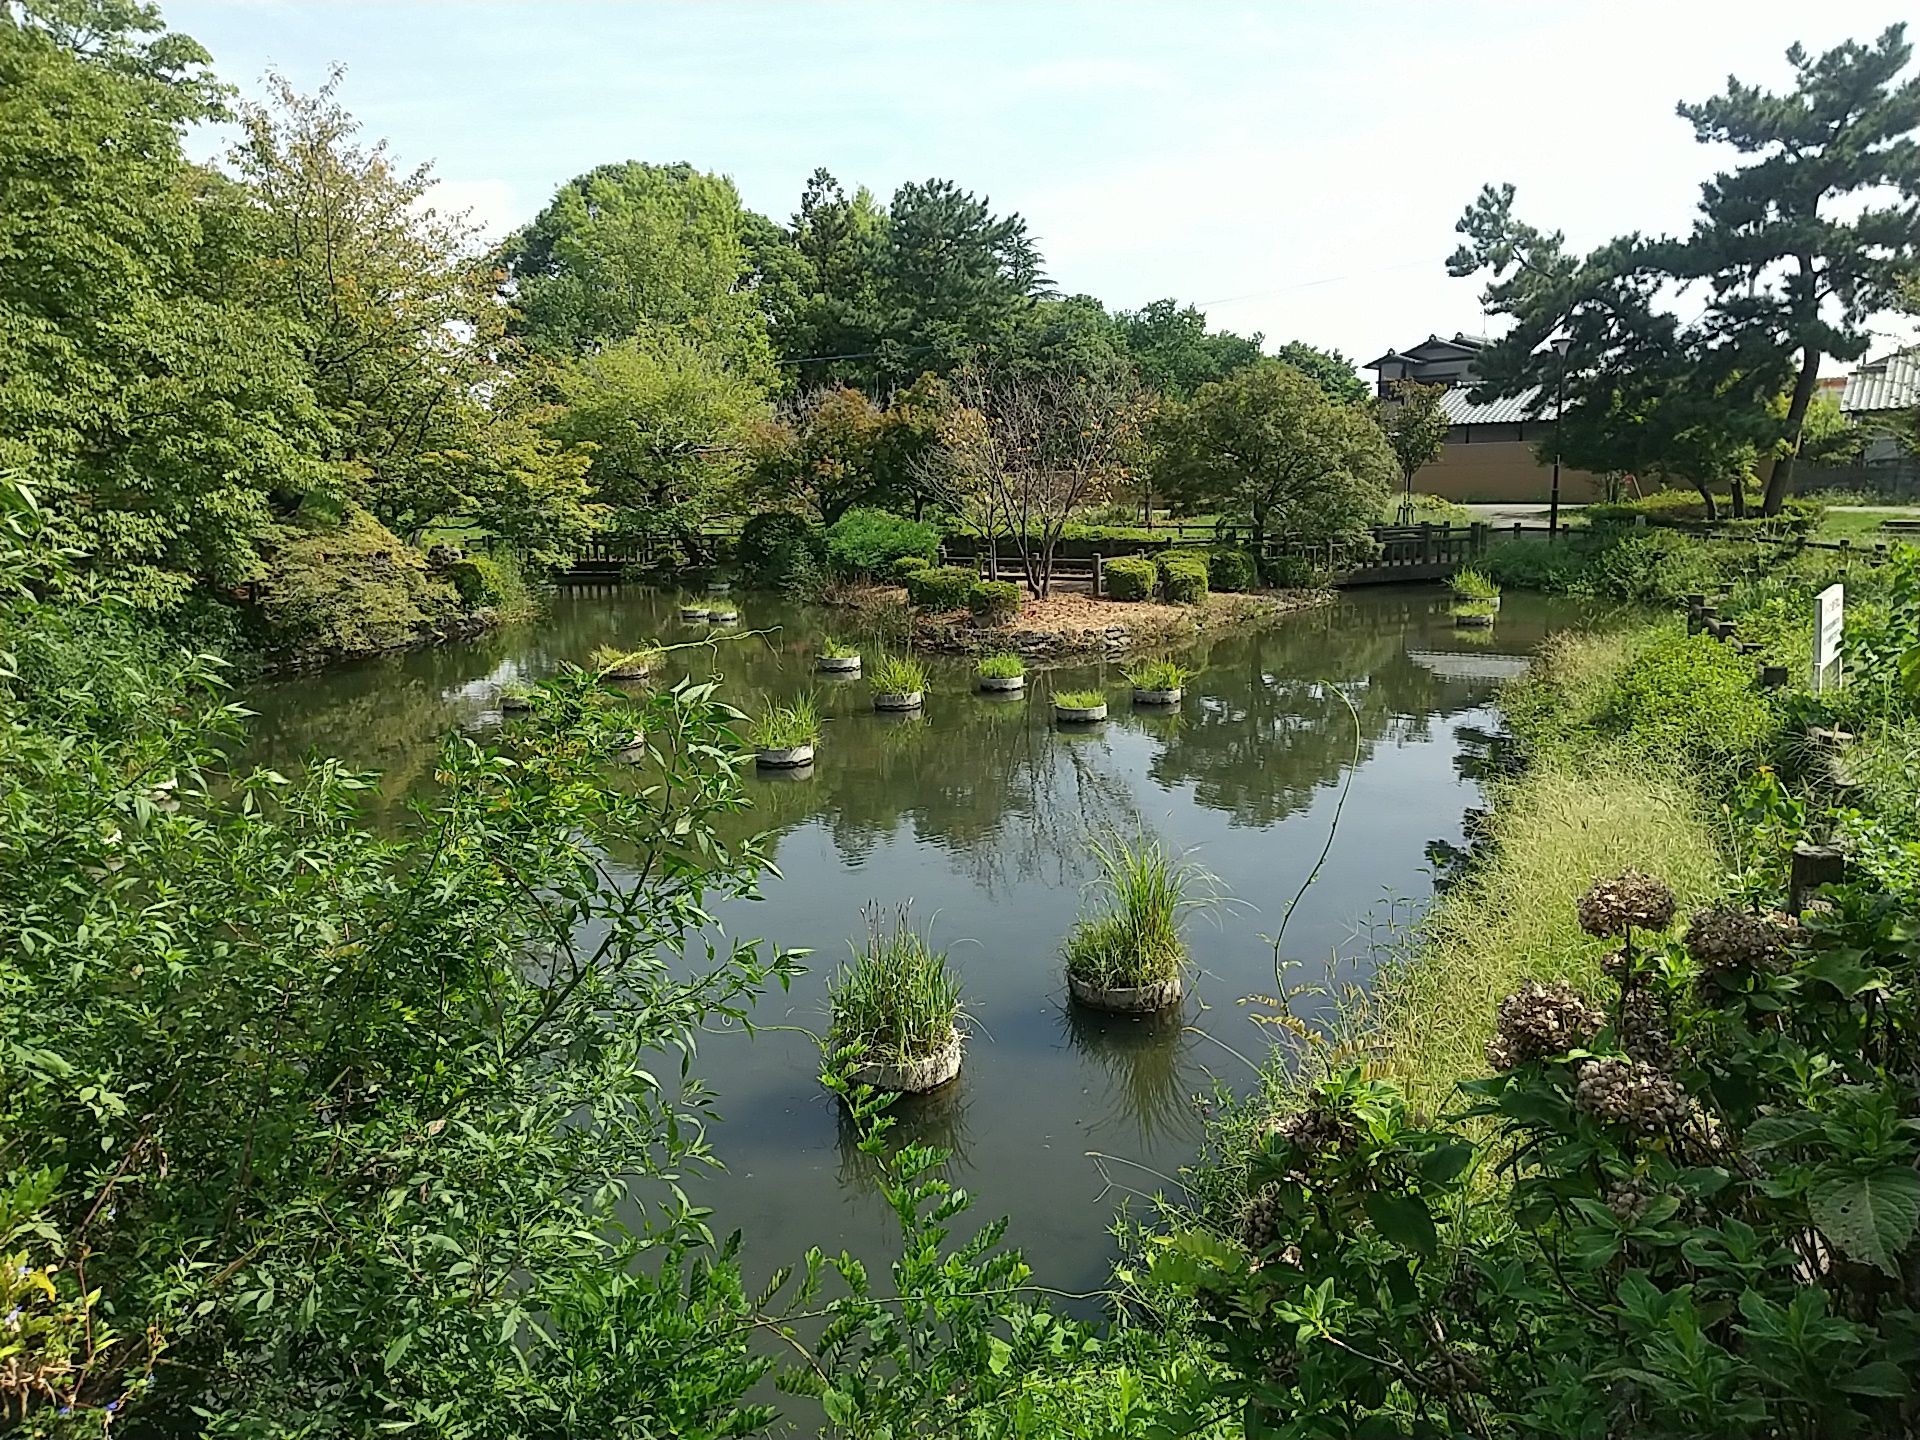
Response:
[[1549, 335, 1572, 356]]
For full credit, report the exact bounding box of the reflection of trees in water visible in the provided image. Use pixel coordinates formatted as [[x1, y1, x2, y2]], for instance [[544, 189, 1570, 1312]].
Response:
[[1062, 1001, 1201, 1150], [833, 1078, 972, 1196]]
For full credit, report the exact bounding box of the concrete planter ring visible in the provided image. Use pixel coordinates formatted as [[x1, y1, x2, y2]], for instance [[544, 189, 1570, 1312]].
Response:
[[1453, 612, 1495, 629], [845, 1029, 963, 1094], [500, 693, 534, 713], [756, 743, 815, 769], [680, 605, 712, 621], [1132, 687, 1182, 706], [977, 674, 1025, 693], [708, 610, 740, 625], [818, 654, 862, 674], [873, 690, 924, 711], [1054, 701, 1108, 724], [706, 581, 732, 594], [1068, 970, 1183, 1014]]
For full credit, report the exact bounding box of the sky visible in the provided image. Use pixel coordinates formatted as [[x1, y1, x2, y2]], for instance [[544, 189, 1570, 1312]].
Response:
[[167, 1, 1919, 370]]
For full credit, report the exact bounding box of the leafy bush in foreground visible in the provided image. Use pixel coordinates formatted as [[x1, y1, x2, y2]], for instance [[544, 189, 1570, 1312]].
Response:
[[968, 579, 1023, 624], [1105, 554, 1158, 601], [823, 507, 940, 577], [1157, 553, 1209, 604], [904, 565, 975, 611]]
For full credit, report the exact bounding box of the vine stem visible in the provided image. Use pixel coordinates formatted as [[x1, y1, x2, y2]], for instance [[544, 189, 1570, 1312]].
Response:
[[1271, 684, 1362, 991]]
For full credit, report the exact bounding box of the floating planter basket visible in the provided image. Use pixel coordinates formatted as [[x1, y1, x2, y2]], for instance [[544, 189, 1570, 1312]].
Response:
[[818, 654, 861, 674], [1067, 971, 1184, 1014], [1053, 697, 1108, 724], [873, 690, 924, 711], [680, 604, 712, 621], [708, 609, 740, 625], [846, 1028, 963, 1093], [756, 743, 815, 769], [706, 580, 732, 594], [613, 731, 647, 764], [1132, 686, 1181, 705], [499, 691, 534, 713], [977, 673, 1024, 693]]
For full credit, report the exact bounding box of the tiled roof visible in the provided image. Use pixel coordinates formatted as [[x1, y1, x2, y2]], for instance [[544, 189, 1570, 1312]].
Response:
[[1841, 353, 1920, 415], [1440, 386, 1557, 425]]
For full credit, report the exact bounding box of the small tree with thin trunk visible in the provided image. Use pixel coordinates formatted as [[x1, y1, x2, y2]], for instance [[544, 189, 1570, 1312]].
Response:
[[924, 363, 1145, 598], [1376, 379, 1451, 522]]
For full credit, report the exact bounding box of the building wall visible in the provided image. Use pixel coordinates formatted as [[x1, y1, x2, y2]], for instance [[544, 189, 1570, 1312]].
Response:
[[1412, 440, 1606, 504]]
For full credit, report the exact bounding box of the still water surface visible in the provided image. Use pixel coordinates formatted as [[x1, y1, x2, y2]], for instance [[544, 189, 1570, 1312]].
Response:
[[242, 586, 1597, 1296]]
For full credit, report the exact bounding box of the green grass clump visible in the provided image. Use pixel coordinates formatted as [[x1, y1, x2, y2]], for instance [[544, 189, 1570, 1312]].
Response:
[[1055, 689, 1106, 709], [499, 682, 536, 711], [1063, 833, 1212, 988], [1124, 658, 1192, 690], [1448, 567, 1501, 600], [828, 906, 961, 1066], [976, 653, 1025, 679], [870, 654, 929, 694], [820, 636, 860, 660], [588, 644, 661, 675], [1450, 599, 1498, 619], [750, 696, 820, 749]]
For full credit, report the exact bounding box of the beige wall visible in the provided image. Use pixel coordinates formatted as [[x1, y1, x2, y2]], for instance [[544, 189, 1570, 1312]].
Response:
[[1412, 440, 1606, 504]]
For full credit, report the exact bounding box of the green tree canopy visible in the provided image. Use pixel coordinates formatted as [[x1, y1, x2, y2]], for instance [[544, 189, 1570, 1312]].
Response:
[[1376, 379, 1453, 516], [1112, 299, 1264, 398], [1155, 360, 1395, 549]]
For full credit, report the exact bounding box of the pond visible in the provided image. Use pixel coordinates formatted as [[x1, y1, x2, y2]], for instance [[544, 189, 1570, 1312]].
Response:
[[240, 585, 1599, 1299]]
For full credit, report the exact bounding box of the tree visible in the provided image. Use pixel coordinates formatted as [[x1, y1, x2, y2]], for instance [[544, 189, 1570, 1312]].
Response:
[[924, 363, 1146, 597], [1675, 25, 1920, 514], [1270, 340, 1369, 405], [1156, 361, 1395, 552], [503, 160, 776, 380], [1376, 379, 1452, 520], [1114, 299, 1264, 399], [551, 334, 766, 561], [0, 1, 331, 607], [748, 168, 891, 390], [743, 385, 887, 526]]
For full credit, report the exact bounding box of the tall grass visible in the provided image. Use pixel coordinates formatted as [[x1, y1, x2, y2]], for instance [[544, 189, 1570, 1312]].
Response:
[[1447, 567, 1501, 600], [975, 653, 1025, 679], [820, 635, 860, 660], [869, 654, 928, 694], [1122, 658, 1192, 690], [1055, 689, 1107, 709], [1063, 833, 1215, 988], [828, 906, 960, 1065], [749, 696, 820, 749]]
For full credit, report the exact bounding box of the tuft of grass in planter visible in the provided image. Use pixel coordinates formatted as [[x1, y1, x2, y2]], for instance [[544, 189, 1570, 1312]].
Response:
[[1123, 658, 1193, 691], [828, 905, 960, 1066], [1063, 833, 1216, 989], [1055, 689, 1107, 709], [589, 643, 661, 674], [976, 653, 1025, 680], [1448, 567, 1502, 601], [820, 636, 860, 660], [1450, 599, 1498, 619], [749, 696, 820, 750], [870, 654, 929, 695]]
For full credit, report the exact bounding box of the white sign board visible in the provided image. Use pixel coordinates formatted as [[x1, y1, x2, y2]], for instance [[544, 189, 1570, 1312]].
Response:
[[1813, 583, 1844, 691]]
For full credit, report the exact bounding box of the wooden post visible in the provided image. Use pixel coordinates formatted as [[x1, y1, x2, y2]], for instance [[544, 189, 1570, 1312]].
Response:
[[1092, 553, 1104, 598], [1789, 843, 1845, 914]]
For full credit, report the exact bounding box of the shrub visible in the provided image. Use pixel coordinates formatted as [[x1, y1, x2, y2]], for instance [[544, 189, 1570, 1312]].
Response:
[[1062, 833, 1211, 989], [256, 508, 465, 662], [1604, 629, 1780, 776], [1479, 539, 1586, 593], [1157, 553, 1208, 605], [828, 906, 960, 1067], [1260, 552, 1325, 589], [749, 697, 821, 749], [823, 509, 940, 577], [1207, 547, 1258, 593], [446, 554, 506, 609], [891, 554, 930, 579], [736, 511, 824, 589], [869, 654, 929, 695], [903, 566, 974, 611], [975, 653, 1025, 679], [1104, 554, 1158, 601], [966, 580, 1022, 624]]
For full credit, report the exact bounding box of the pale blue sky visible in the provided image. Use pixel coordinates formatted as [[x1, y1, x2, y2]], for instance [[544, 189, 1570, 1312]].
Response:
[[169, 1, 1918, 367]]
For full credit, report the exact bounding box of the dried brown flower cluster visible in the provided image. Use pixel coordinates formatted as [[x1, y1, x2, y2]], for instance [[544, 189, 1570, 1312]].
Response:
[[1239, 1185, 1283, 1254], [1484, 981, 1605, 1070], [1577, 871, 1677, 939], [1617, 990, 1675, 1069], [1605, 1176, 1660, 1223], [1265, 1104, 1348, 1154], [1685, 908, 1796, 976], [1573, 1057, 1693, 1134]]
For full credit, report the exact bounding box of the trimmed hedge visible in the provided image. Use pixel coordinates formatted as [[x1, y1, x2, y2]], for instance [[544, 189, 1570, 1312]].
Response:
[[904, 566, 975, 611], [1207, 547, 1257, 593], [445, 555, 505, 609], [823, 508, 941, 576], [967, 580, 1022, 624], [1157, 553, 1209, 605], [1104, 554, 1158, 601], [892, 554, 930, 578]]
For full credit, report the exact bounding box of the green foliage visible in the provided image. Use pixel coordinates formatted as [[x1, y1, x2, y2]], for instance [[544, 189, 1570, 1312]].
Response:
[[975, 652, 1026, 679], [736, 510, 824, 590], [1479, 538, 1588, 592], [1376, 378, 1452, 500], [1587, 489, 1825, 533], [1447, 566, 1502, 600], [1157, 553, 1209, 605], [892, 554, 930, 578], [904, 565, 975, 611], [588, 644, 662, 678], [1062, 833, 1208, 988], [869, 654, 928, 695], [822, 507, 940, 577], [967, 580, 1023, 624], [1259, 551, 1328, 589], [819, 635, 860, 660], [1054, 689, 1107, 710], [255, 508, 466, 663], [750, 696, 821, 749], [445, 554, 506, 608], [1205, 546, 1257, 593], [1124, 658, 1193, 691], [1113, 299, 1266, 399], [1104, 554, 1158, 601], [826, 907, 959, 1067]]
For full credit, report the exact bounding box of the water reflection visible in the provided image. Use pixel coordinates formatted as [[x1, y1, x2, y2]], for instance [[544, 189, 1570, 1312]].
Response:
[[1061, 1001, 1199, 1149], [834, 1079, 974, 1197]]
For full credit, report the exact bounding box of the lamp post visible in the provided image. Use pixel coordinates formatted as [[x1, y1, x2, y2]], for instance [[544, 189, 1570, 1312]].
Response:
[[1548, 335, 1571, 540]]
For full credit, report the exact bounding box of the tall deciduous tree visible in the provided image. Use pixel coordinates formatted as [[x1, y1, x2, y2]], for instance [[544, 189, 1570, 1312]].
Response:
[[1376, 379, 1452, 519], [1156, 361, 1395, 552], [1113, 299, 1265, 399], [743, 386, 887, 526]]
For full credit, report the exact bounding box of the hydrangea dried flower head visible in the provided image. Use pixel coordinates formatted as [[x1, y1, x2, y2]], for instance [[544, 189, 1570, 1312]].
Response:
[[1484, 980, 1605, 1071], [1577, 870, 1677, 939], [1684, 908, 1796, 976], [1573, 1057, 1693, 1135]]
